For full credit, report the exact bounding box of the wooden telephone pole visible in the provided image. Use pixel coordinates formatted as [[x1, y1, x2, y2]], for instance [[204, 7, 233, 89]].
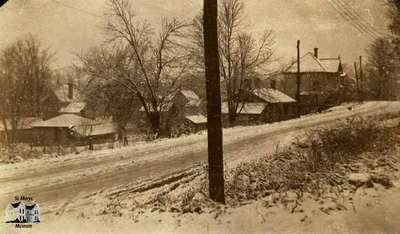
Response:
[[359, 56, 363, 101], [203, 0, 225, 203], [354, 62, 360, 102], [296, 40, 301, 117]]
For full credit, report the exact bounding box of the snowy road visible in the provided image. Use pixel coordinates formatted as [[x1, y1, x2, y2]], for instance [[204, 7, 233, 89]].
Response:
[[0, 101, 399, 214]]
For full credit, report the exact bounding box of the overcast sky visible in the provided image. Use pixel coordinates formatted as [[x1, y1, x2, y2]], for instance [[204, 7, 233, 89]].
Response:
[[0, 0, 392, 70]]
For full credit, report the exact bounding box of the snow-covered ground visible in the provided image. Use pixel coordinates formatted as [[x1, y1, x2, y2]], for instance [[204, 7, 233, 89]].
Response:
[[1, 101, 400, 234]]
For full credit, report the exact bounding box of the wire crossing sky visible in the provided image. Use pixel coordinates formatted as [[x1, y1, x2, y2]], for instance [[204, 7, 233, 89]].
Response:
[[0, 0, 391, 69]]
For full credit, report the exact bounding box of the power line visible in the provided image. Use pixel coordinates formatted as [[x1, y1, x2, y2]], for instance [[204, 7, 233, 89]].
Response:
[[336, 0, 390, 38], [333, 0, 385, 38], [330, 0, 378, 40], [328, 0, 376, 42], [52, 0, 102, 18]]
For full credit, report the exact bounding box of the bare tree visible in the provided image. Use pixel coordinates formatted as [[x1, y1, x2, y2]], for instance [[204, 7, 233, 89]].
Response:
[[192, 0, 275, 125], [82, 0, 191, 136], [0, 35, 53, 145], [83, 67, 140, 137], [203, 0, 225, 203]]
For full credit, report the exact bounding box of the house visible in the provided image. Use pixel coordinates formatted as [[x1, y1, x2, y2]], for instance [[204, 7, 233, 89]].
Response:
[[271, 48, 346, 112], [0, 117, 42, 143], [40, 81, 82, 119], [140, 90, 205, 133], [4, 201, 40, 223], [221, 102, 267, 125], [251, 88, 297, 123], [184, 114, 208, 131], [222, 88, 297, 125], [31, 114, 98, 146], [166, 90, 205, 132]]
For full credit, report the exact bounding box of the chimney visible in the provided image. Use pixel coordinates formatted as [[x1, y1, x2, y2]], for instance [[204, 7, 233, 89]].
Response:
[[314, 48, 319, 58], [67, 81, 73, 100]]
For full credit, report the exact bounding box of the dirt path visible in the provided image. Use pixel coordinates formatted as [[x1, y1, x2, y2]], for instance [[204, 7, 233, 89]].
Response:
[[0, 102, 399, 216]]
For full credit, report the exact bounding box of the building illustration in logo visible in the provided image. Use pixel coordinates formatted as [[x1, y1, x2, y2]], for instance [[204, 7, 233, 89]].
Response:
[[4, 201, 40, 223]]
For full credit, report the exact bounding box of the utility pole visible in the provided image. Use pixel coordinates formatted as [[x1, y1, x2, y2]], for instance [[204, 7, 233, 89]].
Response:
[[296, 40, 301, 117], [359, 56, 363, 101], [354, 62, 360, 102], [203, 0, 225, 203]]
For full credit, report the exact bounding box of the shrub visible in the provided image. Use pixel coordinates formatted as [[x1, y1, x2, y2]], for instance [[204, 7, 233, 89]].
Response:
[[224, 116, 400, 203]]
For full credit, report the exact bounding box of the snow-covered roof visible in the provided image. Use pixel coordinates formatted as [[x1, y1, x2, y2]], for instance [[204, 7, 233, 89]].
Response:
[[31, 114, 97, 128], [181, 90, 200, 101], [179, 90, 202, 107], [221, 102, 267, 115], [59, 102, 86, 114], [252, 88, 296, 103], [319, 58, 342, 73], [300, 91, 323, 96], [0, 117, 42, 131], [185, 114, 207, 124], [285, 52, 341, 73]]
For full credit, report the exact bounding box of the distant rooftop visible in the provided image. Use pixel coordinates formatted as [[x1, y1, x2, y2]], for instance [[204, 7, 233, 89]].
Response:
[[32, 114, 97, 128], [59, 102, 86, 114], [252, 88, 296, 103], [221, 102, 267, 115], [285, 52, 342, 73], [185, 114, 207, 124]]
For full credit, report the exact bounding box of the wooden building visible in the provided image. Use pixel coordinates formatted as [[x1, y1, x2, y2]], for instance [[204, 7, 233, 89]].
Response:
[[271, 48, 346, 113], [40, 82, 82, 119], [31, 114, 98, 146], [222, 88, 297, 125]]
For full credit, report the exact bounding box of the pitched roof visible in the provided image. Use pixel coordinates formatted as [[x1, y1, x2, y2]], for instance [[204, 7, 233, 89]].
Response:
[[140, 90, 201, 112], [319, 58, 342, 73], [31, 114, 97, 128], [0, 117, 42, 131], [180, 90, 202, 107], [252, 88, 296, 103], [221, 102, 267, 115], [285, 52, 341, 73], [185, 114, 207, 124], [185, 99, 202, 107], [59, 102, 86, 114], [181, 90, 200, 101]]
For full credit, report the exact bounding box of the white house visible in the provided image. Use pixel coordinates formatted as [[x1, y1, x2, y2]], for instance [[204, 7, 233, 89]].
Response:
[[4, 201, 40, 223]]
